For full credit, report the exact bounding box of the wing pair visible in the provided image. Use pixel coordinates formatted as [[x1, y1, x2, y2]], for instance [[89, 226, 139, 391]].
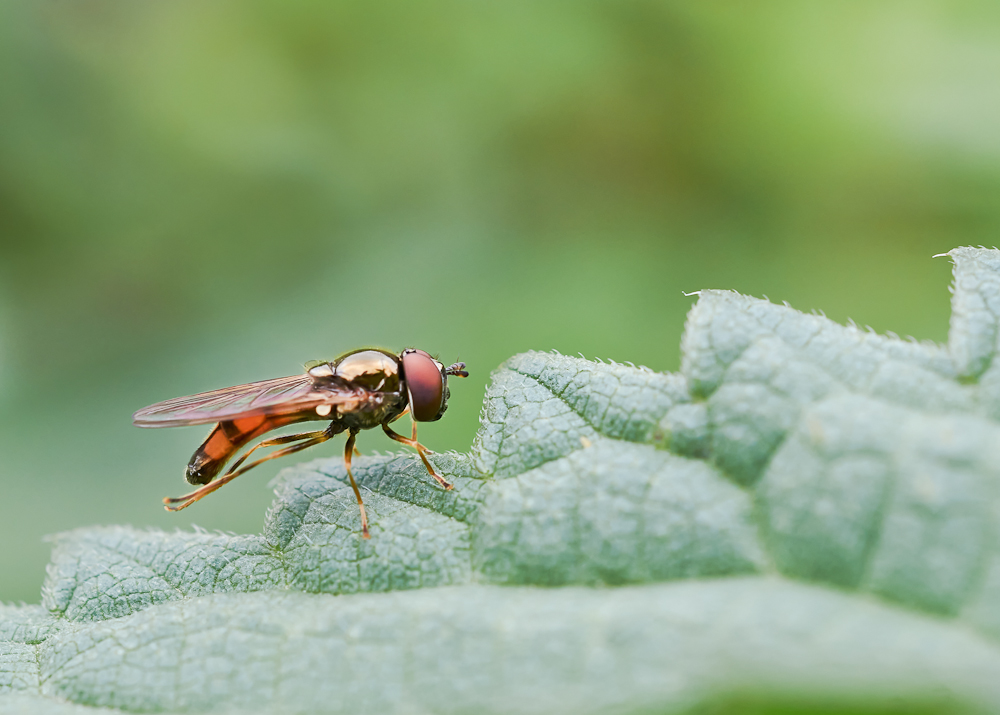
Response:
[[132, 373, 367, 427]]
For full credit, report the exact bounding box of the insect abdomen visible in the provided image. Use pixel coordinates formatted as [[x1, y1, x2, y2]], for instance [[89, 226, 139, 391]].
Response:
[[185, 414, 309, 485]]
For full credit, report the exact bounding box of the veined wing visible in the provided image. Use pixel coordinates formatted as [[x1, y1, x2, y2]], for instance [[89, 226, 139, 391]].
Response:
[[133, 374, 367, 428]]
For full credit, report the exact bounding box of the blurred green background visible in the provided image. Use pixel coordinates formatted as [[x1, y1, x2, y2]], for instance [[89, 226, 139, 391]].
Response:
[[1, 1, 997, 604]]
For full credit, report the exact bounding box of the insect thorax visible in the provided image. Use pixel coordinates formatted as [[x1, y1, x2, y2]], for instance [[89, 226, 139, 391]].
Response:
[[333, 349, 401, 392], [329, 349, 406, 430]]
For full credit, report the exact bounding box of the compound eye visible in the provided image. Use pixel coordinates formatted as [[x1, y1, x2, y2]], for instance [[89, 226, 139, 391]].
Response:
[[402, 349, 444, 422]]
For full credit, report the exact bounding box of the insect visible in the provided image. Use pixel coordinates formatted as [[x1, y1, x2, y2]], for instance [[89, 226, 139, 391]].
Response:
[[133, 348, 468, 538]]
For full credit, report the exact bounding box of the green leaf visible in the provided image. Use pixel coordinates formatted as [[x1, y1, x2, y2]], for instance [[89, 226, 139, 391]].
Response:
[[4, 248, 1000, 713]]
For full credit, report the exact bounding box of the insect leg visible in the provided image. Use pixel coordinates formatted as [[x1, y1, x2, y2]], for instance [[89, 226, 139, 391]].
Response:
[[164, 425, 338, 511], [185, 414, 305, 485], [343, 429, 370, 539], [381, 422, 453, 490], [224, 427, 330, 475]]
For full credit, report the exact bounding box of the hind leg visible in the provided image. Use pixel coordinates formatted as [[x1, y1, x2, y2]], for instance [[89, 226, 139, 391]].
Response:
[[185, 414, 307, 485], [165, 424, 340, 510]]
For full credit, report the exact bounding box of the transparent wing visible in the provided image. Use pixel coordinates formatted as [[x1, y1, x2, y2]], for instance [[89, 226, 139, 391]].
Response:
[[133, 374, 366, 428]]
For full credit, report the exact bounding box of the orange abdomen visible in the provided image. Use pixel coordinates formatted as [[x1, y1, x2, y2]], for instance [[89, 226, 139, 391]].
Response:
[[185, 414, 311, 485]]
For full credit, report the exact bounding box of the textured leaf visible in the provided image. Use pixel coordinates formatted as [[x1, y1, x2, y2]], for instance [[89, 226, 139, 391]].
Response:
[[4, 248, 1000, 713]]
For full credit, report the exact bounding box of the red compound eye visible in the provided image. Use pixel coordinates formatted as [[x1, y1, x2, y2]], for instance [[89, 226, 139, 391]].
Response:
[[401, 349, 444, 422]]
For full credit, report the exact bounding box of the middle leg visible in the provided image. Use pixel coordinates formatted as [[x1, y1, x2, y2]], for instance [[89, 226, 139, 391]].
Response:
[[343, 429, 370, 539]]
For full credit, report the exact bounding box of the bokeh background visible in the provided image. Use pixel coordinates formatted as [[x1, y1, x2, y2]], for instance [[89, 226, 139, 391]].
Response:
[[1, 1, 997, 604]]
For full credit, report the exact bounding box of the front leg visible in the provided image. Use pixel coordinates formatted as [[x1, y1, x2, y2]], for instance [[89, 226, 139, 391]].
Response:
[[381, 422, 453, 490]]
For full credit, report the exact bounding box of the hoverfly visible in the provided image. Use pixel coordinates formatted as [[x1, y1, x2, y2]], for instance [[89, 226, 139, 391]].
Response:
[[133, 348, 468, 538]]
